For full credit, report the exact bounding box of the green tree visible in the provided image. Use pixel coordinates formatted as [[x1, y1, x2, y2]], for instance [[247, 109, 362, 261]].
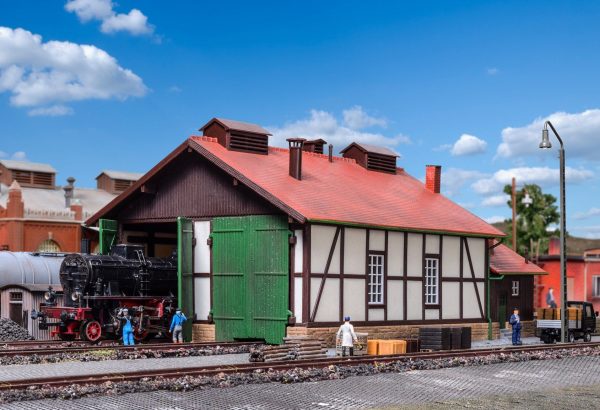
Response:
[[503, 184, 560, 256]]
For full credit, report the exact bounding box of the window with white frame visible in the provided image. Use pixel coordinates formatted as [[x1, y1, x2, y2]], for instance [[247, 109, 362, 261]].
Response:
[[511, 280, 520, 296], [368, 253, 384, 304], [424, 258, 439, 305], [593, 276, 600, 297]]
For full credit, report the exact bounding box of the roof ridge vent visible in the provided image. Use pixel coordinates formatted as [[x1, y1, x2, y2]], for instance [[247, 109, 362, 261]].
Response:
[[200, 118, 270, 155], [340, 142, 398, 174]]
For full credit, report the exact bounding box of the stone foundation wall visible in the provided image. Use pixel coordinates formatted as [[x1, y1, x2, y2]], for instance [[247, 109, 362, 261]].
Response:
[[192, 324, 215, 342], [521, 321, 535, 338], [287, 322, 500, 347]]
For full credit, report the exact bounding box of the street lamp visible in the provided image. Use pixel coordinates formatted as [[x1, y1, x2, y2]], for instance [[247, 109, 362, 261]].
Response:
[[539, 121, 568, 343]]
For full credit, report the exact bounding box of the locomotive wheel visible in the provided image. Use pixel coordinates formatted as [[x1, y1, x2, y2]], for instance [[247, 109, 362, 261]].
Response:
[[133, 328, 150, 342], [81, 320, 103, 343], [584, 332, 592, 342]]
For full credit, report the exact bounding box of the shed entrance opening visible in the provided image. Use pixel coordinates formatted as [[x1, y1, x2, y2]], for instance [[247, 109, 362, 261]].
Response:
[[211, 215, 290, 344]]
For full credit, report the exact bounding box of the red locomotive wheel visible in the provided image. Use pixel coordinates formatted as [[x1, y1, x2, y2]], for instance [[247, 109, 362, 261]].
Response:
[[82, 320, 102, 343]]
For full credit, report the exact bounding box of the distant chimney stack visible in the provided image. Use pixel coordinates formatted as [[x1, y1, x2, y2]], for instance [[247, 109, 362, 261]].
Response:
[[63, 177, 75, 207], [287, 138, 306, 180], [425, 165, 441, 194], [328, 144, 333, 163]]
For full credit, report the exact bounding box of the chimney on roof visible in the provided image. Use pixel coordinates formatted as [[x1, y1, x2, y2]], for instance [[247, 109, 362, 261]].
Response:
[[425, 165, 441, 194], [63, 177, 75, 207], [328, 144, 333, 163], [287, 138, 306, 180], [303, 139, 326, 154]]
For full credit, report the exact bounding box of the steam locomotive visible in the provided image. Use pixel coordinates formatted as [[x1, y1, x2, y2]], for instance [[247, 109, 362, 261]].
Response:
[[32, 244, 178, 343]]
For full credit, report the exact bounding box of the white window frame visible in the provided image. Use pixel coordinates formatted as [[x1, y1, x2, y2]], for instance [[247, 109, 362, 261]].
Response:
[[424, 257, 439, 305], [511, 280, 520, 297], [593, 276, 600, 297], [368, 253, 385, 304]]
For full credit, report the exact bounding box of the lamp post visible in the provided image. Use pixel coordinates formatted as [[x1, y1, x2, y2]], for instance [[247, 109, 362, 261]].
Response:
[[539, 121, 568, 343]]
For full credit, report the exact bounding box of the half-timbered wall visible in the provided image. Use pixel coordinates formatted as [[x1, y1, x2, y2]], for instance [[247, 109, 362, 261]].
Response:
[[305, 224, 488, 325]]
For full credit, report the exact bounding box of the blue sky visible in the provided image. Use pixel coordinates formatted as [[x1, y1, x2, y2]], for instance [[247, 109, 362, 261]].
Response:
[[1, 1, 599, 238]]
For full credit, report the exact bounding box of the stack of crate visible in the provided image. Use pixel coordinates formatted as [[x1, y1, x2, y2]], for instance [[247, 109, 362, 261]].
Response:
[[536, 307, 582, 320], [258, 336, 329, 362], [366, 339, 407, 355], [418, 327, 472, 351]]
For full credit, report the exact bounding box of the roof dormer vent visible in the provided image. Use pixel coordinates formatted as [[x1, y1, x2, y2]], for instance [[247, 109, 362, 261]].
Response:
[[303, 139, 327, 154], [200, 118, 271, 155], [340, 143, 398, 174]]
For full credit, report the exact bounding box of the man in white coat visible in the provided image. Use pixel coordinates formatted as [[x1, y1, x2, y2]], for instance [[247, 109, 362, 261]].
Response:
[[337, 316, 358, 356]]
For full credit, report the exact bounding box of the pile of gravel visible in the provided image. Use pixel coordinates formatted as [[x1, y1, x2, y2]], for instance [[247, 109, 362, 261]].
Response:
[[0, 318, 33, 342], [0, 345, 598, 403]]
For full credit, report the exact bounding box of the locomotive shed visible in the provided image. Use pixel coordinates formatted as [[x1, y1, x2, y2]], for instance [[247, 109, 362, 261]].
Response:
[[85, 117, 546, 346]]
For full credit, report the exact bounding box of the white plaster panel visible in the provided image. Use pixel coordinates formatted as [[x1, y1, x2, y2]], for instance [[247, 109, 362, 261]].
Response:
[[406, 281, 422, 320], [311, 225, 340, 274], [463, 237, 486, 279], [344, 228, 366, 275], [369, 309, 384, 321], [387, 281, 404, 320], [442, 236, 460, 278], [425, 235, 440, 254], [387, 232, 404, 276], [425, 309, 439, 320], [294, 229, 303, 274], [294, 277, 303, 323], [343, 279, 365, 321], [442, 282, 460, 319], [463, 282, 483, 319], [193, 277, 210, 321], [310, 278, 320, 316], [314, 278, 340, 322], [193, 221, 211, 273], [406, 233, 423, 277], [369, 230, 385, 251]]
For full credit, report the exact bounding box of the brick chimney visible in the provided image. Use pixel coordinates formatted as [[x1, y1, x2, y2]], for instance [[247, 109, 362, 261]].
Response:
[[548, 236, 560, 255], [70, 199, 83, 221], [7, 180, 24, 218], [287, 138, 306, 180], [425, 165, 442, 193]]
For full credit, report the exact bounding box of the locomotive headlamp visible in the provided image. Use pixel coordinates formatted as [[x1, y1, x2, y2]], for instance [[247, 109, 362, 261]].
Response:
[[71, 291, 81, 302], [43, 288, 56, 304]]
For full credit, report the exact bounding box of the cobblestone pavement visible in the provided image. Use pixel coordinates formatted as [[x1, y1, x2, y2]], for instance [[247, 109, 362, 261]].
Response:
[[5, 355, 600, 409], [0, 353, 248, 382]]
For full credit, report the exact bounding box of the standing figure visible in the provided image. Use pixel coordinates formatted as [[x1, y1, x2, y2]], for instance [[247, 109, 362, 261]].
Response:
[[170, 308, 187, 344], [546, 287, 557, 308], [337, 316, 358, 356], [509, 307, 522, 346], [118, 308, 135, 346]]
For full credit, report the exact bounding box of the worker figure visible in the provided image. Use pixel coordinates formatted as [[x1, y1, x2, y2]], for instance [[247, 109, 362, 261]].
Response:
[[118, 308, 135, 346], [509, 307, 522, 346], [170, 308, 187, 344], [337, 316, 358, 356], [547, 287, 557, 308]]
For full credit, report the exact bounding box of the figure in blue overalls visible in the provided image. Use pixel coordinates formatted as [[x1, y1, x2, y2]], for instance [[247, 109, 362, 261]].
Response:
[[170, 309, 187, 344], [509, 307, 522, 346], [118, 308, 135, 346]]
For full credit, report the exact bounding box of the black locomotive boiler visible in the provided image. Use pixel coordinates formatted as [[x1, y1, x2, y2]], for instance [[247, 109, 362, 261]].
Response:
[[34, 244, 178, 342]]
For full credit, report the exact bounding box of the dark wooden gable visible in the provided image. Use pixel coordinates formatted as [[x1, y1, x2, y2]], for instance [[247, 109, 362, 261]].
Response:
[[115, 150, 280, 223]]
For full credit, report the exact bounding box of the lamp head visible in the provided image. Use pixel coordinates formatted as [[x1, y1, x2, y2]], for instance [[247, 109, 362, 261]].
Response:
[[522, 191, 533, 208], [539, 128, 552, 149]]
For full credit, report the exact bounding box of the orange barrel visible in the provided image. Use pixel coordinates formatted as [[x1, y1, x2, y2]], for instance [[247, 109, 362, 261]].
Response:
[[367, 339, 379, 355]]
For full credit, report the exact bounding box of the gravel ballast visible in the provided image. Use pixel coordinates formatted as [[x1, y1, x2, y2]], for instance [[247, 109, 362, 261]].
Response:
[[0, 345, 598, 404]]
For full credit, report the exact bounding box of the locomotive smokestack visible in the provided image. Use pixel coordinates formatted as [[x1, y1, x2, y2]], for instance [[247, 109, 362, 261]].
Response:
[[287, 138, 306, 180], [63, 177, 75, 208]]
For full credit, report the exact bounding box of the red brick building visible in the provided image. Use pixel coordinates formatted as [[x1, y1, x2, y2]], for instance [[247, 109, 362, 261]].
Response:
[[535, 237, 600, 313], [0, 160, 140, 253]]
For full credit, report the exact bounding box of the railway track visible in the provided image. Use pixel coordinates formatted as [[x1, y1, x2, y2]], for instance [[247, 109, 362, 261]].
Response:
[[0, 341, 597, 392], [0, 340, 256, 358]]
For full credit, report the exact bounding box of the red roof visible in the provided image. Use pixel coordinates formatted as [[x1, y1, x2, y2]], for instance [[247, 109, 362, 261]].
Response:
[[184, 137, 503, 237], [490, 244, 547, 275]]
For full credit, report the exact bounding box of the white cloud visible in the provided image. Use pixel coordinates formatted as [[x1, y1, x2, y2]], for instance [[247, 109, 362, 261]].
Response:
[[450, 134, 487, 156], [484, 215, 506, 224], [471, 166, 594, 195], [65, 0, 154, 36], [482, 194, 510, 207], [342, 105, 387, 129], [28, 105, 74, 117], [572, 225, 600, 239], [574, 207, 600, 220], [168, 85, 182, 93], [268, 109, 410, 151], [497, 109, 600, 161], [11, 151, 27, 160], [487, 67, 499, 76], [0, 27, 147, 110], [440, 168, 487, 197]]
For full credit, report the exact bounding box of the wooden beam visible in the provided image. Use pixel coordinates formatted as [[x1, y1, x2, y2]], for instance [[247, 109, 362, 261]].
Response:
[[464, 238, 485, 319]]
